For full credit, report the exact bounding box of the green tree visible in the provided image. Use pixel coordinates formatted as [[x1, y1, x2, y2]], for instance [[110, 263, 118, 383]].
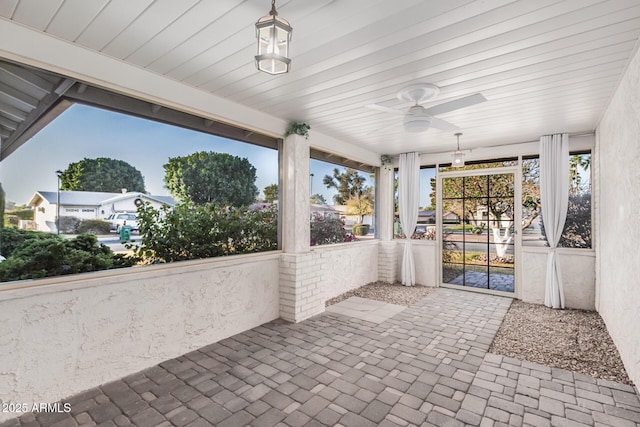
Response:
[[0, 182, 5, 229], [164, 152, 258, 206], [310, 193, 327, 205], [263, 183, 278, 203], [346, 187, 374, 224], [569, 153, 591, 195], [322, 168, 367, 205], [60, 157, 146, 193]]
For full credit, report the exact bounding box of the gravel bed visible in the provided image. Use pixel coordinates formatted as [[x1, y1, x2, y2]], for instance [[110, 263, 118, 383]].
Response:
[[327, 282, 632, 386], [490, 300, 632, 385], [325, 280, 435, 307]]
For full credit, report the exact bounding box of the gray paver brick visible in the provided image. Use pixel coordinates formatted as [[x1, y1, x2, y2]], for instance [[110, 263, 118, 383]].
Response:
[[361, 400, 392, 423], [89, 403, 122, 424], [539, 395, 565, 416], [389, 403, 427, 425], [461, 393, 487, 415], [130, 408, 165, 427], [427, 410, 464, 427], [339, 412, 377, 427], [169, 409, 199, 427], [523, 412, 551, 427], [250, 408, 286, 427]]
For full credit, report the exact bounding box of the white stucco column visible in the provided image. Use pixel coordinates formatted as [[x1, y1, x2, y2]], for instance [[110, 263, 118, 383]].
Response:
[[281, 134, 310, 253], [377, 164, 399, 283], [280, 134, 323, 322], [378, 166, 395, 241]]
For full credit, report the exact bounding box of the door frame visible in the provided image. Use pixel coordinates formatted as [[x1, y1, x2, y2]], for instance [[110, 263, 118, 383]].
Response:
[[437, 166, 522, 298]]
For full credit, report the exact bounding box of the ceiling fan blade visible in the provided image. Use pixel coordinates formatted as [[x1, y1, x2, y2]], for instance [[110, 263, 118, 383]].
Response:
[[365, 104, 405, 115], [423, 93, 486, 116], [429, 116, 460, 132]]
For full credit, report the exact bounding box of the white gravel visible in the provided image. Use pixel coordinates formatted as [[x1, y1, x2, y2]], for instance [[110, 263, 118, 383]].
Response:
[[490, 300, 632, 385], [326, 280, 435, 307]]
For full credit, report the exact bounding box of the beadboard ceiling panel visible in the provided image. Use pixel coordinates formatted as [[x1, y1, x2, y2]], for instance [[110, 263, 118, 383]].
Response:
[[1, 0, 640, 155]]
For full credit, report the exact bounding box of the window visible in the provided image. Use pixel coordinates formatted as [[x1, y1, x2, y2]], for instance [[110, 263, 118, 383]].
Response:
[[521, 152, 591, 248], [0, 103, 280, 283], [394, 166, 436, 240], [309, 155, 375, 246]]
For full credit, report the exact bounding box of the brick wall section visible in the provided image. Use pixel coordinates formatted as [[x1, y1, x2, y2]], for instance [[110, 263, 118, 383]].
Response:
[[280, 241, 379, 323], [279, 252, 324, 323], [378, 241, 397, 283]]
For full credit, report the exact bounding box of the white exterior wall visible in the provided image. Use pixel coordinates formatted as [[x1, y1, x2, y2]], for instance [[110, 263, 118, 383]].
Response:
[[390, 240, 438, 286], [0, 253, 281, 422], [315, 240, 379, 301], [61, 205, 100, 220], [32, 199, 56, 232], [595, 44, 640, 387], [101, 196, 169, 219], [520, 248, 595, 310], [377, 239, 445, 287]]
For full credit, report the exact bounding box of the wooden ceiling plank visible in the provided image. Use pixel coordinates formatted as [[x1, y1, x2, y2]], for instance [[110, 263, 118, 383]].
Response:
[[11, 0, 63, 31], [125, 0, 240, 67], [74, 0, 154, 51], [101, 0, 201, 59], [45, 0, 110, 41]]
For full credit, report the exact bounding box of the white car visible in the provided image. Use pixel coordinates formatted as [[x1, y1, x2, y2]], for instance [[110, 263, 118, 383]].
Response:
[[107, 213, 139, 232]]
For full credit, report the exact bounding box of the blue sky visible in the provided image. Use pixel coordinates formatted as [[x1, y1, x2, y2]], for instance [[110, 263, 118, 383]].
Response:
[[0, 104, 379, 206]]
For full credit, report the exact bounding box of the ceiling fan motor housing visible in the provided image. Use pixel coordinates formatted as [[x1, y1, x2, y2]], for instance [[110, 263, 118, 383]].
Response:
[[404, 106, 431, 132]]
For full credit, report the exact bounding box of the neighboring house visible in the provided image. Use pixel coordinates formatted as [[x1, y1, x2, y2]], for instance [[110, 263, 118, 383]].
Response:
[[418, 209, 436, 224], [310, 203, 340, 220], [468, 206, 512, 228], [27, 190, 176, 233], [333, 204, 373, 226], [442, 211, 460, 224]]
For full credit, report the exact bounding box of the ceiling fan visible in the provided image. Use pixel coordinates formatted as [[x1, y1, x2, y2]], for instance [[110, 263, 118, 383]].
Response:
[[366, 83, 486, 133]]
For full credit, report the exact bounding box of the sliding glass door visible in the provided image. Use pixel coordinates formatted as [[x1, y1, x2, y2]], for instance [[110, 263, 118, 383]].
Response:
[[440, 169, 517, 294]]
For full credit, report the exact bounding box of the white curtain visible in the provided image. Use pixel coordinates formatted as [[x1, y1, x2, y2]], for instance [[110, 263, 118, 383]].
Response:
[[540, 133, 569, 308], [399, 152, 420, 286]]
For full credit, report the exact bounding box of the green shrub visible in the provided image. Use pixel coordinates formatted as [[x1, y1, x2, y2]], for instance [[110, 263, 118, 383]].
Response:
[[12, 209, 34, 220], [310, 215, 355, 246], [78, 219, 111, 235], [130, 202, 278, 263], [59, 216, 81, 234], [0, 228, 56, 258], [5, 215, 19, 227], [471, 223, 485, 235], [352, 224, 370, 236], [0, 232, 138, 282]]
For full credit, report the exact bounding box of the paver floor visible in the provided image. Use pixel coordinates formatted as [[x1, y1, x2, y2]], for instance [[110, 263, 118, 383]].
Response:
[[2, 288, 639, 427]]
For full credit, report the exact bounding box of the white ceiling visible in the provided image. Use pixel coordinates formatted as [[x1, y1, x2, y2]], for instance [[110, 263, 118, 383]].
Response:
[[1, 0, 639, 155]]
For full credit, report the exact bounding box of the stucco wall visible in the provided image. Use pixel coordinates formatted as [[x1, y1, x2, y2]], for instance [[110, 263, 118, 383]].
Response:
[[394, 240, 438, 286], [520, 248, 595, 310], [596, 43, 640, 387], [0, 253, 280, 421], [315, 240, 380, 301]]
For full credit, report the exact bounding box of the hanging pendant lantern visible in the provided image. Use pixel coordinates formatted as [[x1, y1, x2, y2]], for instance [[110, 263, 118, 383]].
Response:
[[255, 0, 292, 75], [452, 132, 465, 167]]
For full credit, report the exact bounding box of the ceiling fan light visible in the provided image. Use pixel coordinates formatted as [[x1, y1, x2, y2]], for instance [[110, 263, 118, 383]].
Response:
[[452, 150, 465, 167], [255, 1, 292, 75], [403, 114, 431, 133]]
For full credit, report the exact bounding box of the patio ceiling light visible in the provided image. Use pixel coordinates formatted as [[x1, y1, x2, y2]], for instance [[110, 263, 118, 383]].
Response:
[[255, 0, 292, 75], [452, 132, 465, 167]]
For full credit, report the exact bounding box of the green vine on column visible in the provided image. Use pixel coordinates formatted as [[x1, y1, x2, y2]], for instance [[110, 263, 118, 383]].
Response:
[[284, 122, 311, 139]]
